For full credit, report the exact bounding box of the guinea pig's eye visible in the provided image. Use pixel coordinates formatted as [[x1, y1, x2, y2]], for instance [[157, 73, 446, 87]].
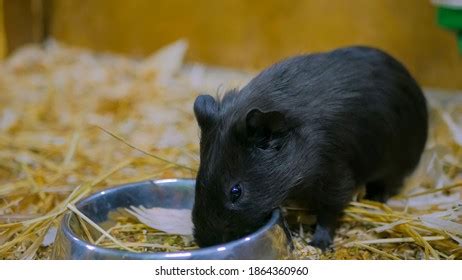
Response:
[[230, 184, 242, 203]]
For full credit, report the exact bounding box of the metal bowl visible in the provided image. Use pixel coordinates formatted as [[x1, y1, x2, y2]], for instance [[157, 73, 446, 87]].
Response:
[[52, 179, 290, 259]]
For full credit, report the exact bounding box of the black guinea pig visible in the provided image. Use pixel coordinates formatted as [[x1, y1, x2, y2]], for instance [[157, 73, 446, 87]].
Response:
[[191, 46, 428, 250]]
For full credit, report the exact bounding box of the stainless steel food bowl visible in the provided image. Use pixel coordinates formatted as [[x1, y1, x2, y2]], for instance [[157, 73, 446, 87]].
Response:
[[52, 179, 290, 259]]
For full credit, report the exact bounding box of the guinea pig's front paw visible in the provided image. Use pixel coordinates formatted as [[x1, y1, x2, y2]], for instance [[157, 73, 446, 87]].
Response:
[[308, 225, 333, 251], [308, 236, 332, 251]]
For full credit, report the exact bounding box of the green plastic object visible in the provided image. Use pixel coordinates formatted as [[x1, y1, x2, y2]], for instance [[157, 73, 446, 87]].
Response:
[[437, 6, 462, 52]]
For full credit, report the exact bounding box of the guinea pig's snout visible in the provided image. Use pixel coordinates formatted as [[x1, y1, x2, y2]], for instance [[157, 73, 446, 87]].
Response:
[[193, 225, 229, 247], [193, 215, 255, 246], [221, 231, 239, 243], [221, 228, 253, 244]]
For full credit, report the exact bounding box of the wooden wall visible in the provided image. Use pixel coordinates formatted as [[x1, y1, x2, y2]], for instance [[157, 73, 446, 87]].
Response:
[[4, 0, 462, 89], [0, 0, 6, 58], [2, 0, 46, 56]]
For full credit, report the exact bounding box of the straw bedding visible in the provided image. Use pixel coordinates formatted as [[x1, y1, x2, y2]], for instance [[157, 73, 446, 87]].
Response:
[[0, 40, 461, 259]]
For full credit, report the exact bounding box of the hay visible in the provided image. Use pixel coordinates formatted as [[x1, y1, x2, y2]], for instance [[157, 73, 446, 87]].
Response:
[[0, 39, 461, 259], [81, 213, 198, 253]]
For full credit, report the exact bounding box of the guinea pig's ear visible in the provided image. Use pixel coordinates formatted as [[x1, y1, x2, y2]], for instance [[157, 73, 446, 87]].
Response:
[[245, 108, 287, 149], [194, 94, 218, 130]]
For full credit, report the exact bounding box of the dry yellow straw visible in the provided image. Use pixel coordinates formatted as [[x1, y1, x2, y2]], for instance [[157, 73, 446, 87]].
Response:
[[67, 204, 136, 252], [350, 236, 445, 245], [352, 243, 401, 260], [97, 126, 196, 172]]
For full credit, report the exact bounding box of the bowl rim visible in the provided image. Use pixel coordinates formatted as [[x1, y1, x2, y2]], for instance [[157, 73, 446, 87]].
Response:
[[60, 178, 283, 259]]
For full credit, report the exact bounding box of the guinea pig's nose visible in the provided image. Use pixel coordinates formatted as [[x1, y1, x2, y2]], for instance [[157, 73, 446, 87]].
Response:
[[222, 230, 243, 243]]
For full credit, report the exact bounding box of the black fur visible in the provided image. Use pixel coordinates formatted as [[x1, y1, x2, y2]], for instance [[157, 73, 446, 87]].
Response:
[[192, 46, 428, 250]]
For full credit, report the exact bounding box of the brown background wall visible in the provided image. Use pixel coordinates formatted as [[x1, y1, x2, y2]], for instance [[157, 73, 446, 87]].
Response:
[[0, 0, 6, 58], [4, 0, 462, 89]]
